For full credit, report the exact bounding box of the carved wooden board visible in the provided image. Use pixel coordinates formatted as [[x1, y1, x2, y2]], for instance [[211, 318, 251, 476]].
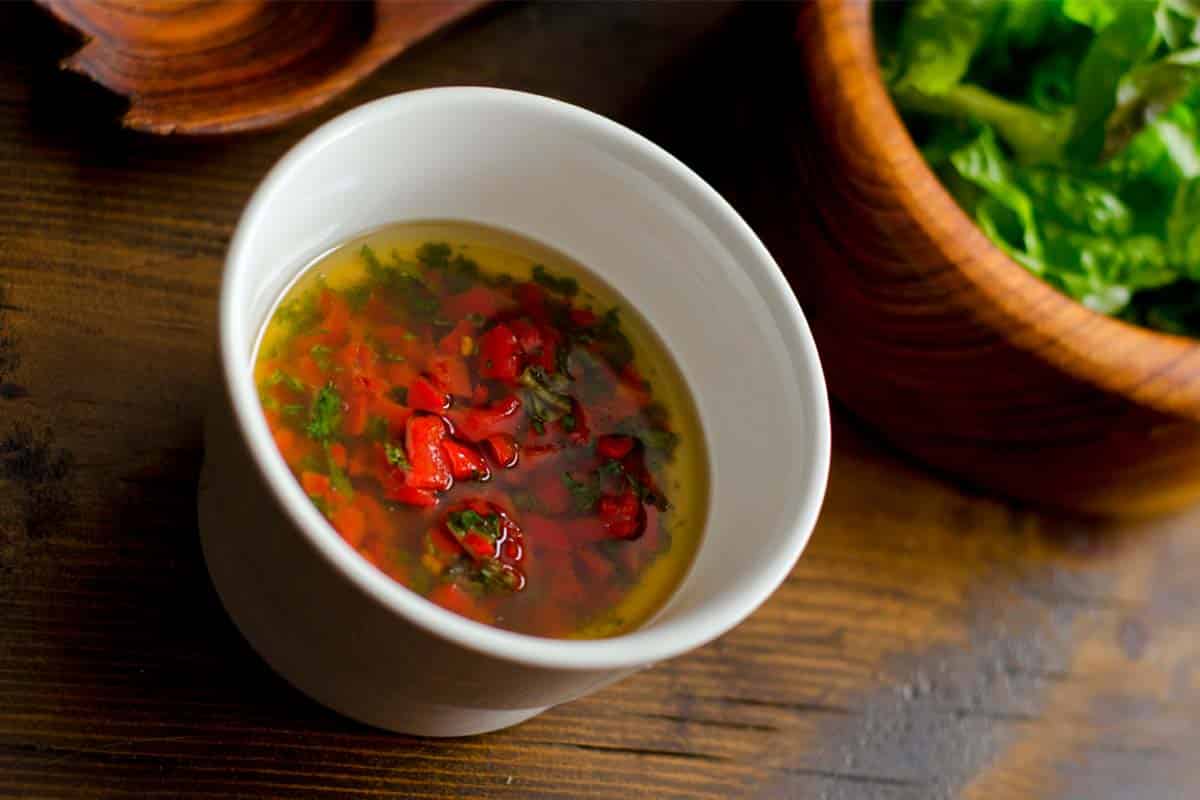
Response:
[[35, 0, 489, 134]]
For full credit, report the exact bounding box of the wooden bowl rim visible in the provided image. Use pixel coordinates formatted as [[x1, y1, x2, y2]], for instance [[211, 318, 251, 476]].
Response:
[[812, 0, 1200, 421]]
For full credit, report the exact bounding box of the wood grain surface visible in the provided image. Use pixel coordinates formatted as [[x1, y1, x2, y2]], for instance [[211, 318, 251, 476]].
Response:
[[792, 0, 1200, 517], [1, 2, 1198, 798], [35, 0, 488, 134]]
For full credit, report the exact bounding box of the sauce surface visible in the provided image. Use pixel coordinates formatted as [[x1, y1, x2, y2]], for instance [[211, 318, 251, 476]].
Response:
[[255, 222, 708, 638]]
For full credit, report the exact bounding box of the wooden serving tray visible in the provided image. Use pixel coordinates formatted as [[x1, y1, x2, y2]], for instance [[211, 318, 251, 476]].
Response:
[[35, 0, 488, 134]]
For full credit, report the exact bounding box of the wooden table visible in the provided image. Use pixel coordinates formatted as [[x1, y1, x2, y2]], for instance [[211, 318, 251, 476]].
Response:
[[3, 3, 1197, 797]]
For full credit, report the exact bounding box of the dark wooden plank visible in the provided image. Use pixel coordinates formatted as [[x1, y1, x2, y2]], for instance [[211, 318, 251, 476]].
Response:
[[1, 2, 1197, 798]]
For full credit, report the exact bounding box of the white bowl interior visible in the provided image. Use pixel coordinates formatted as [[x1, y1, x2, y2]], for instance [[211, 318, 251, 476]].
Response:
[[223, 88, 829, 668]]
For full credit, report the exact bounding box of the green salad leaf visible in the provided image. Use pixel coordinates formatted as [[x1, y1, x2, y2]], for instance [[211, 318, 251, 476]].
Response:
[[891, 0, 1001, 96], [1063, 0, 1122, 31], [947, 125, 1045, 258], [1169, 176, 1200, 276], [1067, 2, 1162, 161], [881, 0, 1200, 335], [1103, 48, 1200, 157], [1018, 168, 1133, 236]]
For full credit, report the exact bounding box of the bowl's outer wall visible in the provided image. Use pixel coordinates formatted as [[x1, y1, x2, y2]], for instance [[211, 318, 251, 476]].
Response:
[[794, 0, 1200, 515]]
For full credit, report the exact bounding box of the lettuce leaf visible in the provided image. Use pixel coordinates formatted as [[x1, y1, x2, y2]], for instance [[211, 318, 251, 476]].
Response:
[[891, 0, 1001, 95], [880, 0, 1200, 336], [1168, 176, 1200, 277]]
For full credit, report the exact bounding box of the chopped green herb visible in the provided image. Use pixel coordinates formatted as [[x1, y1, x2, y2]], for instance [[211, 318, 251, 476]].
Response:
[[384, 441, 410, 469], [625, 470, 668, 511], [362, 244, 443, 321], [267, 369, 307, 394], [389, 386, 408, 406], [587, 457, 668, 510], [310, 344, 333, 371], [563, 472, 601, 512], [510, 489, 540, 512], [519, 365, 573, 427], [281, 403, 306, 419], [478, 561, 521, 591], [298, 453, 325, 473], [591, 308, 634, 369], [555, 339, 574, 378], [361, 244, 385, 277], [640, 428, 680, 455], [562, 413, 577, 432], [415, 242, 484, 296], [342, 283, 372, 311], [446, 509, 502, 541], [416, 242, 452, 269], [597, 459, 625, 481], [531, 264, 579, 296], [325, 442, 353, 498], [615, 420, 680, 457], [272, 287, 322, 334], [444, 254, 482, 294], [597, 307, 622, 337], [306, 384, 343, 442]]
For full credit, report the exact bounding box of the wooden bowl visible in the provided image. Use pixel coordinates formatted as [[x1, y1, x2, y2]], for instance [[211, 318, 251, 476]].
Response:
[[35, 0, 487, 134], [794, 0, 1200, 516]]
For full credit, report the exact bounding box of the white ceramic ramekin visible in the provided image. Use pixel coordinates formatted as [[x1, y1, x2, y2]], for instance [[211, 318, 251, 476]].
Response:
[[199, 87, 830, 737]]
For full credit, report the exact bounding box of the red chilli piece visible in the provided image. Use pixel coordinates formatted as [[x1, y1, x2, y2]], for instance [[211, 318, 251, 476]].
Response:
[[438, 320, 475, 355], [596, 434, 634, 460], [405, 415, 453, 491], [318, 290, 350, 344], [386, 484, 439, 508], [508, 318, 544, 355], [443, 285, 510, 321], [569, 307, 597, 327], [477, 323, 523, 382], [513, 283, 547, 319], [300, 471, 330, 498], [441, 438, 491, 482], [518, 443, 559, 470], [450, 395, 522, 442], [427, 582, 492, 624], [598, 491, 645, 540], [343, 393, 369, 437], [462, 532, 495, 560], [428, 524, 462, 557], [484, 433, 519, 468], [427, 353, 472, 398], [409, 375, 450, 413]]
